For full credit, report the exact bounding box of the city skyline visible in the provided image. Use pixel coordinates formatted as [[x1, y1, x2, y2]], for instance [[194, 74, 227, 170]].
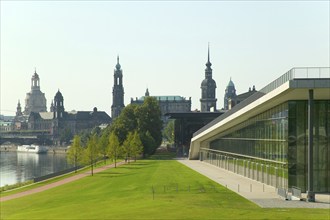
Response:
[[1, 1, 329, 116]]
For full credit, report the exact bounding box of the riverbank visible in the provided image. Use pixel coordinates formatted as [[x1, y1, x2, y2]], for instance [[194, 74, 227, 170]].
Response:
[[0, 145, 68, 154]]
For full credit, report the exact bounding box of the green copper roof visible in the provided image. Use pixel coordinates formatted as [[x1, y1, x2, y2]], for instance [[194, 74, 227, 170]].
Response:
[[227, 78, 235, 87]]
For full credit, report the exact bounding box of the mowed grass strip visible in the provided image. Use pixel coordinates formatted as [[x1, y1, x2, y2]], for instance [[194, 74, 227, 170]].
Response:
[[0, 160, 123, 197], [1, 159, 329, 220]]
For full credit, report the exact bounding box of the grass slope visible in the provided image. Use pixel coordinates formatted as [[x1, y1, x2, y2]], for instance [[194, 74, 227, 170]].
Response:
[[1, 158, 329, 220]]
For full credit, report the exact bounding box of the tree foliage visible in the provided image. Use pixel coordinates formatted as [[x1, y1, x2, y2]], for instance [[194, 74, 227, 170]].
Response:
[[122, 132, 134, 162], [84, 134, 99, 176], [108, 132, 121, 168], [66, 135, 83, 173], [131, 130, 143, 161], [110, 104, 139, 144], [99, 129, 110, 164], [163, 119, 175, 144], [110, 97, 162, 157], [60, 127, 73, 144], [136, 97, 162, 156]]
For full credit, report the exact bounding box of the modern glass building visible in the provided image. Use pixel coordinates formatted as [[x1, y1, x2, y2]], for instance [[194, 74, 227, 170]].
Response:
[[189, 67, 330, 193]]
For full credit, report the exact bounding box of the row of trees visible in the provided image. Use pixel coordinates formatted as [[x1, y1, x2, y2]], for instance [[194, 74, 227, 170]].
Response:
[[66, 97, 163, 175]]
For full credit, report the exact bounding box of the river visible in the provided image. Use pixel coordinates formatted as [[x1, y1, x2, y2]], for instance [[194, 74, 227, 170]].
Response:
[[0, 151, 74, 187]]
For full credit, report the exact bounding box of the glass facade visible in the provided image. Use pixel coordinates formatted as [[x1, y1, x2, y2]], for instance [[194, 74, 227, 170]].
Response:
[[288, 100, 330, 192], [202, 101, 330, 192]]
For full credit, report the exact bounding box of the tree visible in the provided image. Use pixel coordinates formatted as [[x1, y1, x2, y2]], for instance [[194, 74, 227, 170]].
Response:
[[110, 104, 139, 144], [84, 133, 99, 176], [108, 97, 162, 157], [163, 119, 175, 144], [60, 127, 73, 144], [122, 132, 134, 163], [131, 130, 143, 161], [136, 97, 163, 155], [108, 132, 121, 168], [66, 135, 83, 173], [79, 130, 91, 146], [99, 130, 109, 164], [140, 131, 156, 157]]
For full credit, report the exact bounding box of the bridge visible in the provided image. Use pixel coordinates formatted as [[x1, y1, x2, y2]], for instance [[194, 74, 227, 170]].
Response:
[[0, 130, 53, 145]]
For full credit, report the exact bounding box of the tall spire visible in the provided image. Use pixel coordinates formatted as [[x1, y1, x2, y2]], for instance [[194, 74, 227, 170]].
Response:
[[206, 43, 212, 68], [116, 55, 121, 70]]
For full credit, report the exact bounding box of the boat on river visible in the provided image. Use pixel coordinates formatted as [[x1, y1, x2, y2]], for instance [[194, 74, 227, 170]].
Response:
[[17, 145, 48, 154]]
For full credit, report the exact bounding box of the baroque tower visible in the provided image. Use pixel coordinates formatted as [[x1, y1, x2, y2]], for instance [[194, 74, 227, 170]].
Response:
[[200, 45, 217, 112], [16, 100, 23, 116], [54, 90, 64, 119], [224, 78, 236, 110], [52, 90, 65, 145], [111, 56, 125, 119]]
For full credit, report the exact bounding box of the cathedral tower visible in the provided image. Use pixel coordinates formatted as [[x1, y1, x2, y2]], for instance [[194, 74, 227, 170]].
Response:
[[200, 45, 217, 112], [111, 56, 125, 119]]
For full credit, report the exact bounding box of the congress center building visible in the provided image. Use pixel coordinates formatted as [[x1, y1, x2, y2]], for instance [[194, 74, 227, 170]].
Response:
[[189, 67, 330, 194]]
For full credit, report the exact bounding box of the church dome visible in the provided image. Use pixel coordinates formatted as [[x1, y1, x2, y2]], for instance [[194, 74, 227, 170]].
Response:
[[32, 72, 39, 79], [201, 78, 216, 87], [227, 79, 235, 87], [55, 90, 63, 100]]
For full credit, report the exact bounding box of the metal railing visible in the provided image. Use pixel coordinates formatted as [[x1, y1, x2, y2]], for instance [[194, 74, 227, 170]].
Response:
[[200, 148, 288, 189], [193, 67, 330, 137]]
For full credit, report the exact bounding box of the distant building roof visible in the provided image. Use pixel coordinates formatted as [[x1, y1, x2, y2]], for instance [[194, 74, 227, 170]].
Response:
[[39, 112, 54, 120], [136, 96, 187, 102]]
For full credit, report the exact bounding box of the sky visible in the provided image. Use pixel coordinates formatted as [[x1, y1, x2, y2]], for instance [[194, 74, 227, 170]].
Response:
[[1, 1, 329, 116]]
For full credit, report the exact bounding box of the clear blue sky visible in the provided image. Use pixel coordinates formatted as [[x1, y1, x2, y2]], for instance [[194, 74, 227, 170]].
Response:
[[1, 1, 329, 116]]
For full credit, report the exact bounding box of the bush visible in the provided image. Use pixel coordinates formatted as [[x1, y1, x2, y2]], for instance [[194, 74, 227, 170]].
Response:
[[0, 180, 34, 192]]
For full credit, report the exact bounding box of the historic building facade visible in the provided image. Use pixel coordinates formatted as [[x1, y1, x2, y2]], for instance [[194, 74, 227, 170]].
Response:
[[8, 69, 111, 145], [131, 89, 191, 121], [28, 90, 111, 144], [200, 46, 217, 112], [111, 56, 125, 119]]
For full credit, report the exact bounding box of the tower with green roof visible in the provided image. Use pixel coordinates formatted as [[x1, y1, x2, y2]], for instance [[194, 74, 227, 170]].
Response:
[[200, 45, 217, 112], [224, 78, 236, 110]]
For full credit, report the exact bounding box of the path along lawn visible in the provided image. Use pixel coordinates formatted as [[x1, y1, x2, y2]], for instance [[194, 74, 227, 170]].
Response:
[[1, 158, 329, 220]]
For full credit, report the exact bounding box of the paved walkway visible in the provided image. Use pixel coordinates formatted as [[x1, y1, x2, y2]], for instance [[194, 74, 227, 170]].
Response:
[[0, 161, 127, 202], [178, 159, 330, 209]]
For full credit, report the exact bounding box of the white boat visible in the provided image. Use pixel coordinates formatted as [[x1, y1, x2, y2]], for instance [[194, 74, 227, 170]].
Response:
[[17, 145, 48, 154]]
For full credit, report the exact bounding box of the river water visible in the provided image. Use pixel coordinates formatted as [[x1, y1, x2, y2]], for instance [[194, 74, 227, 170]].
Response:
[[0, 151, 74, 187]]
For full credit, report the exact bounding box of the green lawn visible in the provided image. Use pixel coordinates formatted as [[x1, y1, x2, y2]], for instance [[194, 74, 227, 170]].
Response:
[[0, 157, 329, 220]]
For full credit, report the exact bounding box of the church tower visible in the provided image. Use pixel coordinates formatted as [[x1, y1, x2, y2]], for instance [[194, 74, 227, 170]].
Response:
[[111, 56, 125, 119], [200, 45, 217, 112], [16, 100, 23, 117], [54, 90, 65, 119], [224, 78, 236, 110]]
